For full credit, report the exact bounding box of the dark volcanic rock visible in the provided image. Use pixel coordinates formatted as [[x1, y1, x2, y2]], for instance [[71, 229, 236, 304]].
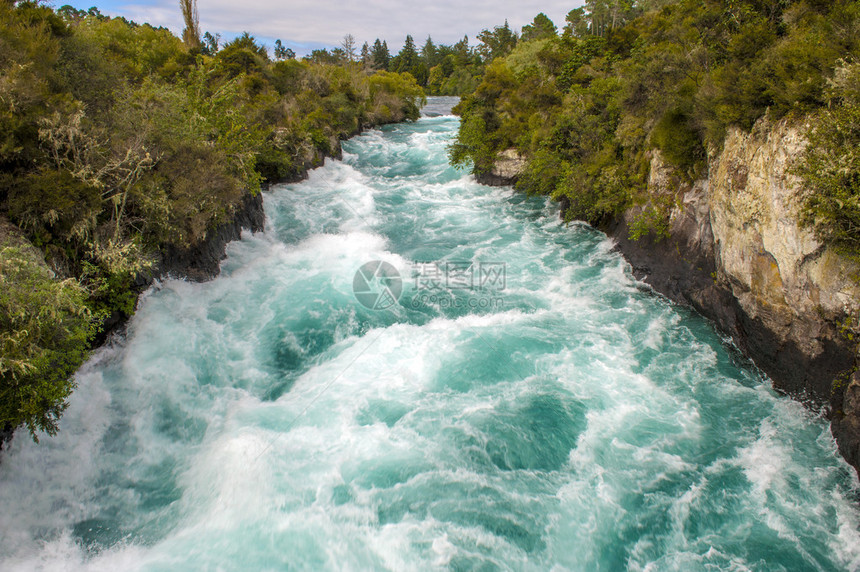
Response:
[[0, 422, 14, 453], [92, 189, 265, 345], [476, 171, 518, 187], [833, 367, 860, 470], [159, 189, 265, 282], [582, 129, 860, 474], [605, 211, 855, 404]]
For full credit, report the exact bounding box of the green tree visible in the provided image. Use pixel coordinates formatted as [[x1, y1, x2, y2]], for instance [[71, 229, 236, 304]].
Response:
[[360, 41, 371, 69], [202, 31, 220, 55], [274, 39, 288, 60], [330, 47, 348, 64], [422, 35, 438, 67], [393, 35, 418, 73], [452, 35, 472, 67], [0, 241, 96, 441], [371, 38, 390, 70], [521, 13, 557, 42], [427, 65, 444, 93], [477, 21, 518, 62], [797, 63, 860, 257], [179, 0, 200, 50], [564, 8, 590, 37], [305, 48, 339, 65], [216, 32, 270, 79], [341, 34, 357, 63], [57, 5, 86, 21], [0, 0, 431, 446], [86, 7, 105, 20], [367, 71, 426, 122], [584, 0, 636, 36]]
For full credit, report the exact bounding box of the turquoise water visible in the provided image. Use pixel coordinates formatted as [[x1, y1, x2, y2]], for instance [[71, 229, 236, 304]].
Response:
[[2, 98, 860, 571]]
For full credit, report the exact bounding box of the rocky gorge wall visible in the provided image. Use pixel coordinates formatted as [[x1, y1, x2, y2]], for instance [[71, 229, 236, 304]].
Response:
[[481, 118, 860, 475]]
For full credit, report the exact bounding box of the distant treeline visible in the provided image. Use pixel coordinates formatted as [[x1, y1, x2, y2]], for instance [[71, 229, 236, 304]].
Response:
[[0, 1, 424, 442], [277, 19, 526, 96]]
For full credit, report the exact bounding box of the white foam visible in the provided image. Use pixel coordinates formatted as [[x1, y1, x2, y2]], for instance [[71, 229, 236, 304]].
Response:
[[2, 108, 860, 572], [0, 357, 115, 555]]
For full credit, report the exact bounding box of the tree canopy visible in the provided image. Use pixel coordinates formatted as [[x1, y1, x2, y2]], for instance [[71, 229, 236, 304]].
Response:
[[451, 0, 860, 242], [0, 0, 424, 443]]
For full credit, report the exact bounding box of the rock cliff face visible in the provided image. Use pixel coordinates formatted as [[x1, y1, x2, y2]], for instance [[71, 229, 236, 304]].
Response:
[[152, 134, 346, 283], [615, 119, 860, 473], [707, 121, 859, 398], [99, 134, 359, 342], [482, 120, 860, 474], [87, 189, 267, 341]]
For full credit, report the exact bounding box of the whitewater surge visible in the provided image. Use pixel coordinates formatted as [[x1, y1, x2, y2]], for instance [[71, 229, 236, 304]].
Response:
[[2, 97, 860, 571]]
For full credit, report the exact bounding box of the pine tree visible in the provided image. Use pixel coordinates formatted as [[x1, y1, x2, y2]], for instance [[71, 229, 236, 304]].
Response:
[[453, 35, 471, 68], [396, 35, 418, 73], [371, 38, 390, 70], [361, 42, 372, 69], [341, 34, 357, 62], [422, 36, 437, 68], [274, 39, 287, 60], [521, 13, 557, 42], [202, 31, 220, 55], [477, 20, 518, 62]]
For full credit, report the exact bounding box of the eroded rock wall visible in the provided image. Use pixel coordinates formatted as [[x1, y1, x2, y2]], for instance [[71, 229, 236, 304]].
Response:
[[159, 189, 265, 282], [708, 120, 859, 397], [608, 118, 859, 472]]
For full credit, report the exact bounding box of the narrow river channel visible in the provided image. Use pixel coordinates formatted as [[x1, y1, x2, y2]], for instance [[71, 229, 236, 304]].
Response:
[[2, 97, 859, 571]]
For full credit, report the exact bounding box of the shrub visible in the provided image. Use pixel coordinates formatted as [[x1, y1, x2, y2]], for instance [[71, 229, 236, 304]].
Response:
[[797, 102, 860, 258], [4, 168, 101, 246], [0, 244, 96, 440], [650, 108, 705, 179]]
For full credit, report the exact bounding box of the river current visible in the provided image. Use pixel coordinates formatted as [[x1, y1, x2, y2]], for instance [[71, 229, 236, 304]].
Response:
[[2, 97, 860, 571]]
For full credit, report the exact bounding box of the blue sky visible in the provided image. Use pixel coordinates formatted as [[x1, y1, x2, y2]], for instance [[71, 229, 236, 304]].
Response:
[[54, 0, 585, 57]]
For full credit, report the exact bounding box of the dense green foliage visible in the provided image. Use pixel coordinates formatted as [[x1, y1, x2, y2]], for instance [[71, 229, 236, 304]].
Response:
[[0, 227, 96, 440], [0, 1, 423, 442], [315, 22, 546, 96], [796, 62, 860, 259], [450, 0, 860, 233]]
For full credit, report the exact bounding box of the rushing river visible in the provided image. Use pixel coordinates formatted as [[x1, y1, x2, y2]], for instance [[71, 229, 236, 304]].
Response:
[[2, 97, 860, 571]]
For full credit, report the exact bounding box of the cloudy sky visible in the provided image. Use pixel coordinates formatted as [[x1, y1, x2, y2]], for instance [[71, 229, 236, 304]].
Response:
[[59, 0, 585, 56]]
